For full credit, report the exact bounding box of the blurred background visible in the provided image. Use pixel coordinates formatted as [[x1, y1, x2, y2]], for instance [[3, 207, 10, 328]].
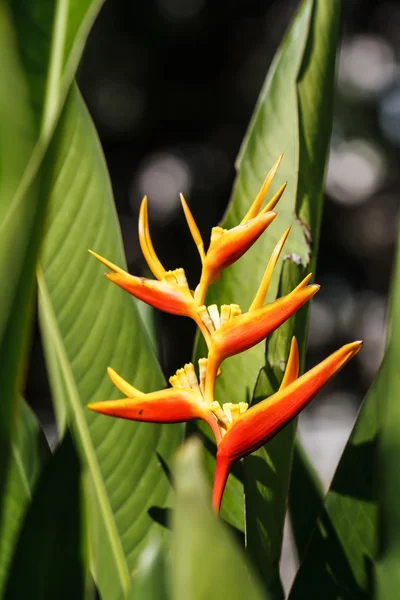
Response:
[[26, 0, 400, 589]]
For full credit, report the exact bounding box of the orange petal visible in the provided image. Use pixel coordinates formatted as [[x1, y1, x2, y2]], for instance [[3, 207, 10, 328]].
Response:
[[87, 388, 222, 442], [212, 285, 319, 361], [88, 388, 204, 423], [207, 211, 277, 272], [106, 272, 195, 317], [218, 341, 362, 463]]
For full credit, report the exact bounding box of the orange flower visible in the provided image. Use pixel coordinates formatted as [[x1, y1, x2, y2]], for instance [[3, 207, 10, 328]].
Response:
[[210, 338, 362, 512], [87, 360, 223, 443], [181, 154, 286, 305]]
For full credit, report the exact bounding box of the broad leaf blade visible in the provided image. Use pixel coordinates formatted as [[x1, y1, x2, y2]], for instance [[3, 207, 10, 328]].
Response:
[[289, 373, 378, 598], [4, 433, 89, 600], [375, 236, 400, 598], [127, 537, 169, 600], [0, 399, 50, 596], [288, 438, 324, 562], [0, 0, 104, 542], [38, 85, 182, 600], [171, 439, 268, 600]]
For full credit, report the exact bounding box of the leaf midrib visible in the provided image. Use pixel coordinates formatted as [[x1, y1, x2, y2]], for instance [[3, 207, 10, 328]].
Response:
[[37, 267, 130, 596]]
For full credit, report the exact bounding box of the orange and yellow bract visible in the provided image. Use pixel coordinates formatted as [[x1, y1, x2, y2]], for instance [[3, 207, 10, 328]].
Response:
[[88, 156, 362, 512]]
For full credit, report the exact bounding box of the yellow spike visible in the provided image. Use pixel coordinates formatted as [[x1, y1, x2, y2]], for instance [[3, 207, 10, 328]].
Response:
[[280, 337, 300, 389], [107, 367, 144, 397], [291, 273, 313, 294], [138, 197, 166, 280], [240, 153, 284, 223], [249, 227, 291, 312], [88, 250, 127, 276], [261, 182, 287, 214], [180, 193, 205, 262]]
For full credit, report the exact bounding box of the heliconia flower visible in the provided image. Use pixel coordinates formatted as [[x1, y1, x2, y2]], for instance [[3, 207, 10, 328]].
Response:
[[192, 226, 319, 401], [89, 196, 211, 342], [87, 359, 223, 443], [210, 338, 362, 512], [181, 154, 287, 305]]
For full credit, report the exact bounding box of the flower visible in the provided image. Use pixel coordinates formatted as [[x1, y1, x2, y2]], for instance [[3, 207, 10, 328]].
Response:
[[194, 226, 319, 400], [210, 338, 362, 512], [182, 154, 286, 304], [87, 359, 223, 443], [89, 155, 285, 336]]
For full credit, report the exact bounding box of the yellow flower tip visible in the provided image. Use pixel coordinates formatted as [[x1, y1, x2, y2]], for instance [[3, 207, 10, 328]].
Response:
[[261, 182, 288, 214], [180, 193, 205, 262], [88, 250, 126, 276], [240, 154, 284, 223], [138, 195, 166, 280], [107, 366, 144, 397]]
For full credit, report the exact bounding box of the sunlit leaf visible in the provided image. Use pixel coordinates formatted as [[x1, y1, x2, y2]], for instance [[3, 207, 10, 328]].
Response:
[[38, 84, 182, 600]]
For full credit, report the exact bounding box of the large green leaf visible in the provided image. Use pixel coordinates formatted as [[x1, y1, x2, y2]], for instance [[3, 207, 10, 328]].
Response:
[[289, 372, 378, 598], [38, 84, 183, 600], [288, 438, 324, 563], [0, 0, 104, 541], [375, 236, 400, 598], [0, 399, 50, 596], [127, 537, 169, 600], [4, 433, 90, 600], [170, 439, 268, 600]]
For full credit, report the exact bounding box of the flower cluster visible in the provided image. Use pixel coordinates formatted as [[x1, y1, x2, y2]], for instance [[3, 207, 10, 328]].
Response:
[[88, 156, 361, 512]]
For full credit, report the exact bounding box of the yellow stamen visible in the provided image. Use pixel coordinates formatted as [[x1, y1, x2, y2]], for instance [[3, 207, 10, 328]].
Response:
[[176, 367, 190, 388], [230, 304, 242, 319], [240, 153, 284, 223], [107, 367, 144, 397], [197, 306, 216, 334], [138, 196, 166, 280], [249, 227, 291, 311], [210, 401, 230, 428], [169, 375, 180, 388], [180, 193, 205, 262], [210, 226, 224, 242], [198, 358, 208, 396], [239, 402, 248, 414], [220, 304, 231, 325], [184, 363, 201, 394], [208, 304, 221, 330]]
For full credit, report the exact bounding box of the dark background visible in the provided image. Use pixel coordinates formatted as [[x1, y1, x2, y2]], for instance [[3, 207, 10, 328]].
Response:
[[28, 0, 399, 492]]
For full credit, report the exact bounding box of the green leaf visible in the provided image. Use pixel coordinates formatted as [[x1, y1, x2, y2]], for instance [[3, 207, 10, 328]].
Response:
[[0, 0, 104, 533], [192, 0, 338, 537], [4, 433, 90, 600], [38, 84, 183, 600], [289, 373, 378, 598], [170, 439, 268, 600], [375, 236, 400, 599], [288, 438, 324, 562], [244, 258, 311, 597], [0, 399, 50, 596], [127, 537, 169, 600]]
